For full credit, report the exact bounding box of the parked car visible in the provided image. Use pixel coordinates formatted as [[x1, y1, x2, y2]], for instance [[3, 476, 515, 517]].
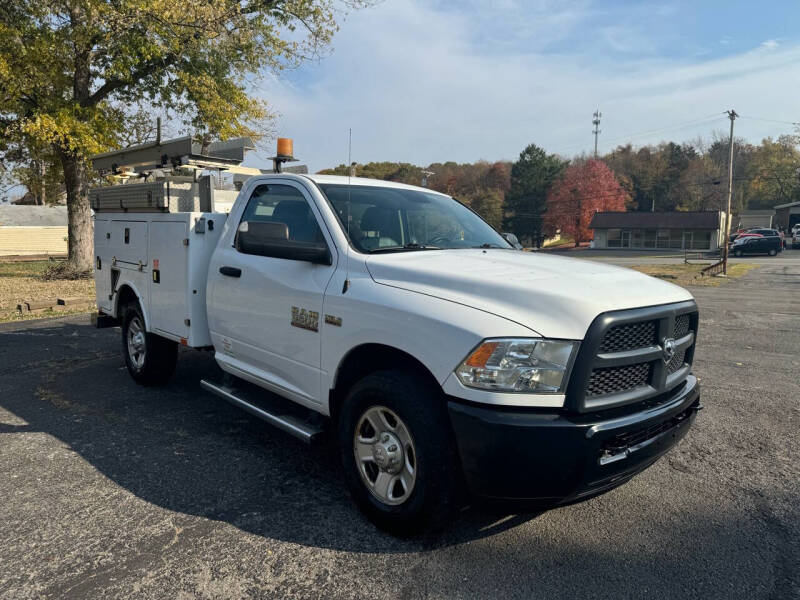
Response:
[[501, 232, 523, 250], [735, 228, 784, 250], [733, 231, 762, 241], [731, 235, 781, 256], [729, 229, 747, 243], [792, 231, 800, 249]]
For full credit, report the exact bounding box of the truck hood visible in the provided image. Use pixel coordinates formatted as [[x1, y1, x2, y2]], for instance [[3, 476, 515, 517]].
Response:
[[365, 249, 694, 340]]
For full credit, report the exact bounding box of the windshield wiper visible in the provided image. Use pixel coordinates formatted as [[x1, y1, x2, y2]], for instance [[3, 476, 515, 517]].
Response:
[[368, 243, 442, 253], [472, 243, 505, 249]]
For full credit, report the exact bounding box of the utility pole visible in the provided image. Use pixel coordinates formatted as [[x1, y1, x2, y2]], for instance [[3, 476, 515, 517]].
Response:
[[722, 109, 737, 275], [592, 110, 602, 159]]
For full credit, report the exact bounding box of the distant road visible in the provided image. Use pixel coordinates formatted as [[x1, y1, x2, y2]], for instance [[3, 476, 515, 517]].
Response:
[[546, 247, 800, 266]]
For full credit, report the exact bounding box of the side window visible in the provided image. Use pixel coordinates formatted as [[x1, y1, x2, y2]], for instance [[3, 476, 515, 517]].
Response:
[[239, 184, 324, 244]]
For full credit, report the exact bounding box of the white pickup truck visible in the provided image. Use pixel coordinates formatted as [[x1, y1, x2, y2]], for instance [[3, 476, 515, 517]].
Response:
[[93, 172, 701, 532]]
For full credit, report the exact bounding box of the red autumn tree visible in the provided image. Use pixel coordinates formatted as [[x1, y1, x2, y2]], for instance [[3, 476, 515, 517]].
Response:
[[543, 159, 629, 246]]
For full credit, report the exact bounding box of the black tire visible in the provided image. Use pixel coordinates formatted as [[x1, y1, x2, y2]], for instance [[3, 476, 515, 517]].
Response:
[[337, 370, 461, 534], [768, 248, 777, 257], [121, 303, 178, 385], [734, 249, 742, 257]]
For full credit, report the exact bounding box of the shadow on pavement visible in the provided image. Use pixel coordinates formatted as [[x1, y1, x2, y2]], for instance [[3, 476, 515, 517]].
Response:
[[0, 318, 538, 553]]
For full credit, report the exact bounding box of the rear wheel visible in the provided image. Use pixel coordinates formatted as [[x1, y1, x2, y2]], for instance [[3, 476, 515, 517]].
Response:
[[768, 248, 777, 256], [121, 303, 178, 385], [337, 370, 461, 533]]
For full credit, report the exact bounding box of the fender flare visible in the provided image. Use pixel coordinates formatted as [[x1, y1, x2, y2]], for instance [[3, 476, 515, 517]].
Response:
[[113, 280, 150, 331]]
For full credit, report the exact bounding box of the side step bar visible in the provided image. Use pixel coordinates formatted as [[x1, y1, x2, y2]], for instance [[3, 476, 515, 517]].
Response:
[[200, 379, 324, 444]]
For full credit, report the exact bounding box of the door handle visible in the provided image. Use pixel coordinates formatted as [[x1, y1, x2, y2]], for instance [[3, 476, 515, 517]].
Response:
[[219, 266, 242, 278]]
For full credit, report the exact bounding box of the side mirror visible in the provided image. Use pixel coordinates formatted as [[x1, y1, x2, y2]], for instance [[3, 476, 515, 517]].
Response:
[[501, 232, 523, 250], [236, 221, 332, 265]]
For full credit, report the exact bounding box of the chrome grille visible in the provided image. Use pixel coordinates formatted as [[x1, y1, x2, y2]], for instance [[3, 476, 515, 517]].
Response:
[[599, 321, 657, 353], [586, 363, 651, 397]]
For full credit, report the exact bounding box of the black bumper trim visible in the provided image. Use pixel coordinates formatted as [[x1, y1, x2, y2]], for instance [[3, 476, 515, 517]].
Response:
[[447, 375, 700, 503]]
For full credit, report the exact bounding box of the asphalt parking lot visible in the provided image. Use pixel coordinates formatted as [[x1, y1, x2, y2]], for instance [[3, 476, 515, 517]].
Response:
[[1, 262, 798, 599]]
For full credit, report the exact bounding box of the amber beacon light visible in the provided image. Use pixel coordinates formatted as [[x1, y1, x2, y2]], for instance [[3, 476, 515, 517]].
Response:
[[270, 138, 297, 172], [276, 137, 294, 158]]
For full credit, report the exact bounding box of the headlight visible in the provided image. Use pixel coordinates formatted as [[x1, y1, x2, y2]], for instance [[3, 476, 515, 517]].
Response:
[[455, 338, 577, 393]]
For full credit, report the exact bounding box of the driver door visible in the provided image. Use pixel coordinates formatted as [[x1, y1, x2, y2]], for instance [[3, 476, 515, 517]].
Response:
[[208, 181, 337, 407]]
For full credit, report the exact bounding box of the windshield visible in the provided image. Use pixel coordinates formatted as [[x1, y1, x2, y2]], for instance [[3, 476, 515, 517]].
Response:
[[318, 184, 511, 253]]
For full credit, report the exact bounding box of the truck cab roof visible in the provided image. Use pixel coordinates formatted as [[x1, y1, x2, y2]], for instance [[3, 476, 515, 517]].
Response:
[[297, 173, 449, 196]]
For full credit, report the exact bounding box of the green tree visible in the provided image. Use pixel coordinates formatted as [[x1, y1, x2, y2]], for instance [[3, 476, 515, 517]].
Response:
[[462, 188, 504, 230], [705, 134, 756, 214], [504, 144, 566, 246], [387, 163, 424, 186], [318, 162, 421, 182], [743, 135, 800, 209], [1, 138, 65, 204], [0, 0, 361, 272]]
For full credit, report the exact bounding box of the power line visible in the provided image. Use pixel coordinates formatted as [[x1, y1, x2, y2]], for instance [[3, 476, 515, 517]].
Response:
[[737, 115, 799, 126], [595, 115, 727, 149], [553, 113, 727, 155]]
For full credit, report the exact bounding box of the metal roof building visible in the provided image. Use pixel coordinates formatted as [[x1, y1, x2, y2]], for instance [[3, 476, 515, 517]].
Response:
[[0, 205, 67, 227], [737, 209, 775, 229], [773, 200, 800, 231], [589, 211, 726, 251]]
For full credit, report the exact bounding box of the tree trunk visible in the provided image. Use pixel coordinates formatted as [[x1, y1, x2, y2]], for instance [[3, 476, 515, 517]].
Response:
[[58, 148, 93, 272]]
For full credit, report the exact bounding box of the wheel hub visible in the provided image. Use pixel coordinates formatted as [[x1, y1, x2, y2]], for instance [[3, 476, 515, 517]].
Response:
[[353, 405, 417, 505], [126, 316, 146, 370], [371, 431, 403, 474], [130, 332, 145, 352]]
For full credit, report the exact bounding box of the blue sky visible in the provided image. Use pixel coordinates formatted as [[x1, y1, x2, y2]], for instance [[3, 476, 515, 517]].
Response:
[[249, 1, 800, 171]]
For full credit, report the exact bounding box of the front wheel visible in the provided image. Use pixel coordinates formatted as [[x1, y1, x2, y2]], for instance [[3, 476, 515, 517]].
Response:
[[337, 370, 461, 533], [733, 249, 742, 257], [121, 303, 178, 385]]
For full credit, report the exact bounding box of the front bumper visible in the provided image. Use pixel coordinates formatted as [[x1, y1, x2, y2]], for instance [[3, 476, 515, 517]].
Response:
[[448, 375, 700, 504]]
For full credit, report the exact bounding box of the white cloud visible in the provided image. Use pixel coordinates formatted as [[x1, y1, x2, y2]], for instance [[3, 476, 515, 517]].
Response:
[[249, 0, 800, 172], [760, 39, 780, 50]]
